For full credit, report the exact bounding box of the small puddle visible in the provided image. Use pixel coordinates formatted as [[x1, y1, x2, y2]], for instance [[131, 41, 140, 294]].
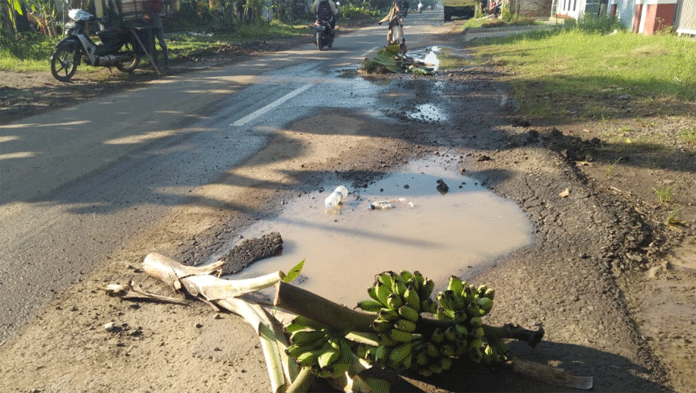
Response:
[[407, 103, 448, 122], [225, 157, 532, 307], [408, 46, 471, 72]]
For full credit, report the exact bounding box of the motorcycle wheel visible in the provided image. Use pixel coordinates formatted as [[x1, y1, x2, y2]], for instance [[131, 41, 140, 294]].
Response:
[[115, 41, 140, 73], [316, 33, 325, 51], [50, 46, 78, 82]]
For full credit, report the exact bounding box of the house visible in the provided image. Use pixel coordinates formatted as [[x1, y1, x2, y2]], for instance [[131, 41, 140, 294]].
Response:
[[553, 0, 696, 36]]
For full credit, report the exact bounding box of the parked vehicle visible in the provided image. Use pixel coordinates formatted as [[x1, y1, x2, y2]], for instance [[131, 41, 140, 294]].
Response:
[[442, 0, 476, 22], [314, 17, 334, 50], [50, 9, 141, 82]]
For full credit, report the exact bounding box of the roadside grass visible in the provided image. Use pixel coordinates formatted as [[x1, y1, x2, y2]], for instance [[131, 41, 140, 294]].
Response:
[[466, 22, 696, 125], [680, 128, 696, 145], [463, 15, 540, 30], [0, 19, 312, 72], [653, 183, 676, 204]]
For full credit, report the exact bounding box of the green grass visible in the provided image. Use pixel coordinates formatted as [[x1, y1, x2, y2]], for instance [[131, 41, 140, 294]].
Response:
[[653, 183, 676, 204], [467, 17, 696, 122], [0, 34, 57, 71], [0, 19, 310, 72], [679, 128, 696, 145]]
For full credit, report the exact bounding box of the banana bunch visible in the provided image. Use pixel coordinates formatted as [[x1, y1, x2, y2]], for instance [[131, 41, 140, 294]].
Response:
[[432, 276, 499, 365], [355, 270, 436, 370], [355, 273, 509, 376], [284, 316, 354, 378], [482, 339, 511, 365]]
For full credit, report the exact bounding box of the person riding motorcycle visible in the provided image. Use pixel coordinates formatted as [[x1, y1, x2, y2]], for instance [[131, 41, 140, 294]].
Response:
[[310, 0, 338, 37]]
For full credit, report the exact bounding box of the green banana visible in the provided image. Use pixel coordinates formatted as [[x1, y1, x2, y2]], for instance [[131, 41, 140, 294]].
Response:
[[398, 305, 420, 323], [374, 344, 390, 363], [378, 332, 398, 347], [468, 338, 483, 352], [330, 339, 354, 377], [389, 328, 415, 342], [484, 288, 496, 300], [455, 323, 469, 338], [451, 290, 466, 310], [429, 364, 443, 374], [376, 271, 395, 289], [454, 340, 467, 357], [403, 285, 421, 311], [447, 275, 464, 295], [291, 315, 329, 331], [426, 342, 440, 358], [439, 343, 456, 358], [393, 318, 417, 333], [437, 291, 454, 311], [367, 285, 380, 303], [296, 350, 320, 366], [477, 284, 489, 297], [439, 357, 453, 371], [389, 342, 412, 364], [470, 326, 484, 339], [416, 350, 429, 365], [418, 368, 434, 377], [291, 329, 327, 346], [435, 306, 454, 320], [285, 343, 309, 358], [401, 353, 413, 370], [284, 322, 310, 334], [392, 279, 408, 297], [421, 298, 438, 314], [399, 270, 414, 282], [454, 309, 468, 324], [386, 293, 404, 310], [371, 319, 393, 332], [477, 297, 493, 314], [420, 278, 435, 300], [377, 308, 400, 322], [462, 285, 475, 304], [318, 348, 340, 368], [431, 327, 444, 343], [358, 299, 385, 313], [374, 282, 392, 306], [468, 347, 483, 364], [466, 303, 481, 317], [468, 316, 483, 327], [413, 271, 426, 291], [444, 326, 457, 342]]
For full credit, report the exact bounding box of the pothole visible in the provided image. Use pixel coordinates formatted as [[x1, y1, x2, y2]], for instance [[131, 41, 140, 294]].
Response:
[[224, 156, 533, 306]]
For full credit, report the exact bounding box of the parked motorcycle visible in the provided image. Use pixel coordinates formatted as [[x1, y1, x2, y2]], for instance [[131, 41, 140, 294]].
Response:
[[314, 17, 334, 51], [50, 9, 141, 82]]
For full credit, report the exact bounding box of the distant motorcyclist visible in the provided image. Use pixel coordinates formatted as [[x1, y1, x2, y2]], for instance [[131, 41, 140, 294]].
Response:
[[311, 0, 338, 35], [418, 1, 423, 13]]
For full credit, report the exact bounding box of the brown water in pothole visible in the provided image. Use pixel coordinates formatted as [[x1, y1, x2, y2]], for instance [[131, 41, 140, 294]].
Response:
[[226, 157, 532, 307]]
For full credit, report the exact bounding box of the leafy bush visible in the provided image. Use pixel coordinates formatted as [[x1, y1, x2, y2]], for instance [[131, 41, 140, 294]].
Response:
[[339, 3, 382, 19], [566, 13, 625, 35], [0, 32, 55, 61]]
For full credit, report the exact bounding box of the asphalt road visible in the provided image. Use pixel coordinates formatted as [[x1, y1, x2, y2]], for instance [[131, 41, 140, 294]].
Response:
[[0, 11, 444, 344]]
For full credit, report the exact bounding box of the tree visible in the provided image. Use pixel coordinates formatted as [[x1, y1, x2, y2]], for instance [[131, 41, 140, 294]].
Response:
[[1, 0, 21, 40]]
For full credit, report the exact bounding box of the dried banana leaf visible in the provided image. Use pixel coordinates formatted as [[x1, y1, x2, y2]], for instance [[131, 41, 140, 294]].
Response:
[[141, 253, 294, 393]]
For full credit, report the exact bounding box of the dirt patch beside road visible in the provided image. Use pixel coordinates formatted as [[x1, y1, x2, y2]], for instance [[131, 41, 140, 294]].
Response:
[[1, 21, 695, 393]]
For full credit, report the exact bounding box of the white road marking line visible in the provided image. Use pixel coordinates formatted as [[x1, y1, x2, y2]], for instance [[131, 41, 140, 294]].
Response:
[[362, 46, 379, 58], [230, 84, 314, 127]]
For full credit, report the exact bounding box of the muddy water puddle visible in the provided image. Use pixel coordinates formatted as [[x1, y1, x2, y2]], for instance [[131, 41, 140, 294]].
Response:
[[226, 157, 532, 307]]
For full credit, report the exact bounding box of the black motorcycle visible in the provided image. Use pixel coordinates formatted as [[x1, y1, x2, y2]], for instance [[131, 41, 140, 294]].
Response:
[[314, 17, 334, 51], [50, 9, 141, 82]]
